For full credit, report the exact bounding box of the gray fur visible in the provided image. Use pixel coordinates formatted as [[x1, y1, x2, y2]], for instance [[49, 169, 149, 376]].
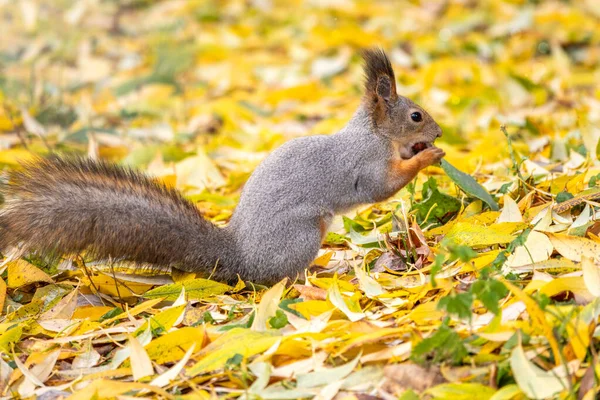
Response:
[[0, 49, 443, 284]]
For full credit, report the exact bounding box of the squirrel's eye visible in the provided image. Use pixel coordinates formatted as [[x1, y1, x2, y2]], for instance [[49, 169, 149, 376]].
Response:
[[410, 112, 422, 122]]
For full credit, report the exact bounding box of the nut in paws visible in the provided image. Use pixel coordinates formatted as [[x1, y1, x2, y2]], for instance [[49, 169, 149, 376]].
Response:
[[418, 146, 445, 167]]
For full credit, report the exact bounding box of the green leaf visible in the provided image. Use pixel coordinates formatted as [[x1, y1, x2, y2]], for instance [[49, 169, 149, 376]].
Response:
[[411, 177, 461, 226], [398, 390, 420, 400], [411, 321, 467, 365], [323, 232, 347, 245], [555, 191, 574, 203], [438, 291, 474, 320], [225, 353, 244, 368], [441, 159, 499, 211], [99, 307, 124, 322], [268, 309, 288, 329], [144, 278, 231, 301], [279, 298, 304, 319], [470, 279, 508, 315], [0, 326, 22, 352]]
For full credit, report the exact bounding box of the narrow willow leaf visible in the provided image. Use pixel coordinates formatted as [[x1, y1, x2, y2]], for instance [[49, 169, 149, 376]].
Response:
[[441, 159, 499, 210], [129, 335, 154, 381], [144, 278, 231, 301]]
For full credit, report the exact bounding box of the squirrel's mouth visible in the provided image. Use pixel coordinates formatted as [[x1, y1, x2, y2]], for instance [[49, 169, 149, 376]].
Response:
[[399, 141, 434, 159], [411, 142, 430, 154]]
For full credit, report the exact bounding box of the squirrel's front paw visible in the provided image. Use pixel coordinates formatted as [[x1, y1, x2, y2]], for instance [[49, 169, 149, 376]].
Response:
[[417, 146, 445, 168]]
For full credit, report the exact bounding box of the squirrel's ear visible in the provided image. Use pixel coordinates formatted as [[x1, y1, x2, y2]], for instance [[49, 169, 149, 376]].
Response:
[[362, 48, 397, 103]]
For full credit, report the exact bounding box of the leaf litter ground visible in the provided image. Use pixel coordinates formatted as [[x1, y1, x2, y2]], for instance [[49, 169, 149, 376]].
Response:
[[1, 1, 600, 399]]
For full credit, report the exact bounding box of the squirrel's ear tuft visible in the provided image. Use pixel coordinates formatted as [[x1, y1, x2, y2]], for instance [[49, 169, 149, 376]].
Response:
[[362, 48, 397, 102]]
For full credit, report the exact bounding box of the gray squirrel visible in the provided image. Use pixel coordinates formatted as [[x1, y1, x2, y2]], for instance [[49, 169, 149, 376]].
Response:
[[0, 49, 444, 284]]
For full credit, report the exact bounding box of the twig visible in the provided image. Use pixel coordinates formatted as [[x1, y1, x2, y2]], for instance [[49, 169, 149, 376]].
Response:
[[2, 104, 29, 150], [109, 258, 124, 305]]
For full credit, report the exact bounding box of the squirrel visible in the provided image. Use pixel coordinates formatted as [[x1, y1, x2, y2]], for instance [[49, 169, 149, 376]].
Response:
[[0, 49, 444, 285]]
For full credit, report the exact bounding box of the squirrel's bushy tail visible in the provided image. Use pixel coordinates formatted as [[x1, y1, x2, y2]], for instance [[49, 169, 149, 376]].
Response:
[[0, 157, 230, 277]]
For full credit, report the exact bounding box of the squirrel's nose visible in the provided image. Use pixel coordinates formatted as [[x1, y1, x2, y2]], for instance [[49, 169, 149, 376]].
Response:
[[436, 127, 443, 138]]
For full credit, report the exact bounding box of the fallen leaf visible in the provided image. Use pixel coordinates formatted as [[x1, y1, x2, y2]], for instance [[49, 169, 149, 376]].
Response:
[[144, 278, 231, 301], [251, 280, 286, 331], [510, 343, 569, 399], [7, 260, 53, 288], [547, 233, 600, 262], [186, 328, 280, 377], [128, 335, 154, 381]]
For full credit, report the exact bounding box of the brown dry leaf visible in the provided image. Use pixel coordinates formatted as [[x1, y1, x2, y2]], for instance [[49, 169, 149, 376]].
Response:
[[294, 284, 328, 300], [382, 364, 446, 394]]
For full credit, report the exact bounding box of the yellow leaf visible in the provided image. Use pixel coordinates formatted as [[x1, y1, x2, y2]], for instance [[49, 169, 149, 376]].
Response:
[[426, 383, 495, 400], [504, 231, 553, 268], [539, 276, 593, 301], [497, 195, 523, 223], [427, 211, 500, 237], [144, 278, 231, 301], [290, 300, 336, 319], [313, 251, 334, 267], [72, 306, 115, 321], [0, 278, 6, 313], [129, 335, 154, 381], [171, 269, 197, 282], [409, 301, 444, 324], [86, 274, 151, 298], [489, 384, 523, 400], [327, 279, 365, 322], [265, 82, 322, 105], [145, 327, 205, 365], [334, 327, 405, 357], [251, 280, 286, 331], [137, 305, 186, 335], [310, 277, 355, 292], [150, 343, 196, 388], [99, 298, 162, 326], [40, 289, 78, 320], [445, 222, 526, 247], [510, 343, 569, 399], [582, 257, 600, 297], [175, 149, 226, 191], [547, 233, 600, 262], [66, 379, 170, 400], [0, 326, 22, 352], [354, 265, 385, 298], [0, 149, 35, 165], [566, 316, 590, 361], [186, 328, 280, 377], [7, 260, 53, 288], [232, 276, 246, 292], [5, 300, 43, 322], [501, 280, 562, 366]]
